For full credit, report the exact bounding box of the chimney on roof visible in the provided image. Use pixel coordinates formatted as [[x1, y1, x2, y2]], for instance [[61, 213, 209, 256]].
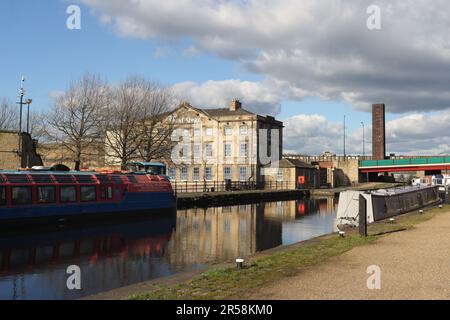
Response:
[[229, 99, 242, 112]]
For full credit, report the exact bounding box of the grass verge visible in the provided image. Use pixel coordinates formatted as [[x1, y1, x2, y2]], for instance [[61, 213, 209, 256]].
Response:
[[130, 204, 447, 300]]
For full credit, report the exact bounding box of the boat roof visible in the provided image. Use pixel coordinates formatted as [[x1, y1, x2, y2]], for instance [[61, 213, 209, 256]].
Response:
[[0, 170, 147, 176], [127, 162, 166, 167], [370, 185, 437, 196]]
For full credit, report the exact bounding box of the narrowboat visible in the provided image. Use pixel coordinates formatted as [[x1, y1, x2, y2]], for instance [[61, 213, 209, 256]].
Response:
[[337, 185, 441, 226], [0, 170, 176, 225]]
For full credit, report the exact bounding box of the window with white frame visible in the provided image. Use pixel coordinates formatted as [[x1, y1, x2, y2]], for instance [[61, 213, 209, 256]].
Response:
[[205, 167, 213, 181], [224, 127, 233, 135], [183, 129, 190, 137], [240, 125, 248, 135], [193, 128, 201, 137], [277, 169, 284, 182], [224, 167, 232, 180], [181, 167, 188, 180], [180, 144, 189, 159], [205, 144, 213, 158], [168, 168, 176, 180], [240, 143, 248, 157], [205, 128, 213, 136], [193, 144, 201, 159], [224, 144, 232, 158], [193, 167, 200, 181], [239, 167, 247, 181]]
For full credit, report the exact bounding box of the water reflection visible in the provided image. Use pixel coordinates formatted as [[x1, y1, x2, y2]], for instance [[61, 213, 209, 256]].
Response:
[[0, 198, 337, 300]]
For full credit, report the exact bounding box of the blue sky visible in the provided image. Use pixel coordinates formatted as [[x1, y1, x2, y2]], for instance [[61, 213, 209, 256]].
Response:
[[0, 1, 254, 110], [1, 1, 450, 155], [0, 0, 372, 128]]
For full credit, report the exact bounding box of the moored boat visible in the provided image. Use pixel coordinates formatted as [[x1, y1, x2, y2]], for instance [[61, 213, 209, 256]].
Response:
[[0, 170, 176, 226], [337, 185, 441, 226]]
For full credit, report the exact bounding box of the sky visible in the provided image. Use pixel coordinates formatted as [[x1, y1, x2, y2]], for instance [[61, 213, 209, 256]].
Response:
[[1, 0, 450, 156]]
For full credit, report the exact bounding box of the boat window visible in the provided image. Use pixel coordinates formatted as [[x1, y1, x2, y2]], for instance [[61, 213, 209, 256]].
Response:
[[6, 175, 29, 183], [112, 176, 125, 184], [80, 186, 96, 202], [31, 175, 53, 184], [0, 187, 6, 205], [37, 186, 56, 204], [75, 175, 95, 183], [101, 186, 113, 200], [96, 175, 111, 183], [60, 186, 77, 203], [127, 176, 138, 183], [55, 175, 75, 184], [11, 187, 32, 205]]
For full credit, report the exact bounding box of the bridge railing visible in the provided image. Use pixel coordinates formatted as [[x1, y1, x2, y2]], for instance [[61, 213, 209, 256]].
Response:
[[360, 157, 450, 167]]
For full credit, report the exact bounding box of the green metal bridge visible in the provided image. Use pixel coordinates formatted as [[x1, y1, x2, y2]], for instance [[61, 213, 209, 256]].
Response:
[[360, 157, 450, 173]]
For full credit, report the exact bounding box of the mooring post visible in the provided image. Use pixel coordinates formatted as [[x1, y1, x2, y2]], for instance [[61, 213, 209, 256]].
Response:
[[359, 194, 367, 237]]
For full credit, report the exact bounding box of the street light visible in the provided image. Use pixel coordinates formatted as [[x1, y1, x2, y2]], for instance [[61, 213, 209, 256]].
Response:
[[361, 122, 365, 158], [16, 76, 32, 168]]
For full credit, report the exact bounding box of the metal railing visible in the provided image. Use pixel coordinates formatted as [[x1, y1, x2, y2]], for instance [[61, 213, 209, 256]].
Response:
[[172, 180, 300, 194]]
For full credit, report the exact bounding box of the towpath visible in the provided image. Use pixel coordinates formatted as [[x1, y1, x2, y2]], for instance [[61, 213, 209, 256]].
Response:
[[243, 210, 450, 300]]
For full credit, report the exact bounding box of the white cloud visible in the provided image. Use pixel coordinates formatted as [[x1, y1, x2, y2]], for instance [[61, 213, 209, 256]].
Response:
[[172, 79, 283, 115], [81, 0, 450, 114], [80, 0, 450, 154], [284, 110, 450, 156]]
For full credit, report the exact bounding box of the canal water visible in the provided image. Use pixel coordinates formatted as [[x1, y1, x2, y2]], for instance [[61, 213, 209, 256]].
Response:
[[0, 198, 338, 300]]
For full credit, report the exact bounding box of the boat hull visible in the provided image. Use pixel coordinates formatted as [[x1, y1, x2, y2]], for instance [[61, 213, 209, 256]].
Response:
[[0, 191, 176, 226]]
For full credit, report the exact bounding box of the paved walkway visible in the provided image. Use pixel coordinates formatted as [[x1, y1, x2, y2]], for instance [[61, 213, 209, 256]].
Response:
[[245, 211, 450, 300]]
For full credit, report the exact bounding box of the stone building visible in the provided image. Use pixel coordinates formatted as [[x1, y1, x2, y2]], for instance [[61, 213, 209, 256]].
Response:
[[38, 142, 106, 170], [165, 100, 283, 186], [284, 153, 361, 187], [0, 130, 43, 170], [263, 158, 319, 189]]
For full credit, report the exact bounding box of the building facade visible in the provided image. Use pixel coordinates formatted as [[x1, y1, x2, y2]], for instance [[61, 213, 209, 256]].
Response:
[[165, 100, 283, 186]]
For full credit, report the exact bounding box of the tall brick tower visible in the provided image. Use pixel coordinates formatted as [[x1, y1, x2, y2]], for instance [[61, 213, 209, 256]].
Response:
[[372, 103, 386, 160]]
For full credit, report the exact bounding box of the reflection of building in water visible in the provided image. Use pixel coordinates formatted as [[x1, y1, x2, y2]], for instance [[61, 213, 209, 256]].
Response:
[[263, 199, 323, 221], [317, 198, 338, 214], [168, 205, 282, 266]]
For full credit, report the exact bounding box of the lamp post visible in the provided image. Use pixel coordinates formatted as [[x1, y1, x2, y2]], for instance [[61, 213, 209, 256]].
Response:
[[16, 76, 32, 168], [361, 122, 365, 159]]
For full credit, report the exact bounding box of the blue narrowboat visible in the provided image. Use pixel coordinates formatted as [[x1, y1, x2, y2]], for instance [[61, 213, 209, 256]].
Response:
[[0, 170, 176, 225]]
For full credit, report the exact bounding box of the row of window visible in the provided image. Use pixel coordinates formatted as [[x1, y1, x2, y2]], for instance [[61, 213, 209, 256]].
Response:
[[0, 185, 113, 206], [179, 143, 248, 158], [168, 167, 248, 181], [174, 125, 249, 138]]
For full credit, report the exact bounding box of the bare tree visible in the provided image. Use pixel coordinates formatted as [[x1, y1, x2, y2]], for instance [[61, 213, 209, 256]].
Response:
[[104, 77, 147, 170], [45, 74, 109, 171], [139, 82, 178, 162], [0, 98, 18, 131]]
